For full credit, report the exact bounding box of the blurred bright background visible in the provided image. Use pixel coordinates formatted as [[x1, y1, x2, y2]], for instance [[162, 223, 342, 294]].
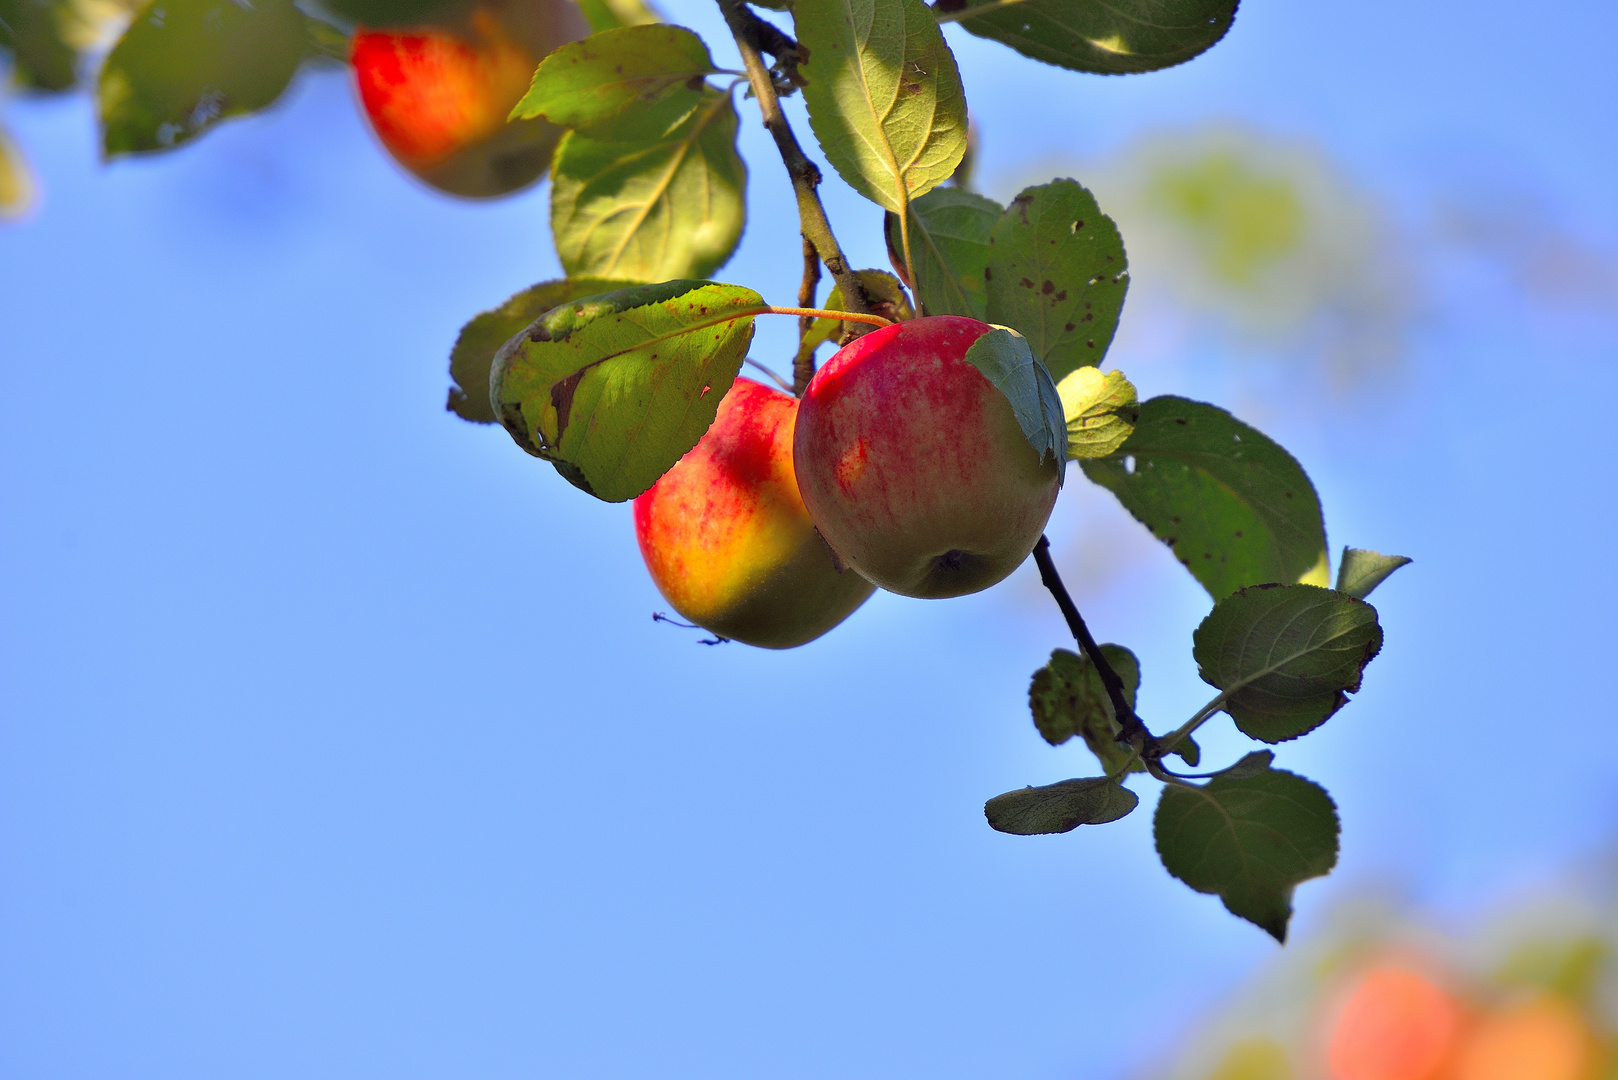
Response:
[[4, 0, 1618, 1076]]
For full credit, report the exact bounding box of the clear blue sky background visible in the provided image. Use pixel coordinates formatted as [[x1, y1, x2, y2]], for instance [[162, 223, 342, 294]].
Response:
[[4, 1, 1617, 1076]]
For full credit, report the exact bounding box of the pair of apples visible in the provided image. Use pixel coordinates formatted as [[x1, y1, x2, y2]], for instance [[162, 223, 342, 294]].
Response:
[[636, 316, 1063, 648]]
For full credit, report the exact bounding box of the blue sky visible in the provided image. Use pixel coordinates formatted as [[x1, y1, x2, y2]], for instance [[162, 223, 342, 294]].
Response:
[[4, 1, 1618, 1076]]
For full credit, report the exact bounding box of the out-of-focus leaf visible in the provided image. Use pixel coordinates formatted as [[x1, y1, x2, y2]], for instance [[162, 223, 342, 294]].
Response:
[[490, 280, 763, 502], [0, 123, 37, 219], [1335, 547, 1411, 600], [0, 0, 79, 90], [1057, 366, 1136, 459], [984, 178, 1128, 383], [575, 0, 661, 31], [551, 88, 746, 281], [794, 0, 966, 219], [1081, 396, 1329, 600], [1155, 768, 1338, 942], [938, 0, 1238, 76], [884, 187, 1001, 318], [986, 776, 1138, 834], [98, 0, 308, 157], [962, 326, 1065, 469], [1193, 583, 1382, 743], [449, 276, 633, 423], [510, 24, 714, 137]]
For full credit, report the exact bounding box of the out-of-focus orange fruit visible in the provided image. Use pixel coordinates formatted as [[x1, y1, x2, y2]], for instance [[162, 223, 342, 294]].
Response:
[[1325, 964, 1465, 1080], [1451, 996, 1596, 1080]]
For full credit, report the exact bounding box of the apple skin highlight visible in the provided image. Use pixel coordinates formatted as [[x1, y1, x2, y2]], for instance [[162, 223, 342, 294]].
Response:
[[794, 316, 1062, 599], [635, 378, 874, 649]]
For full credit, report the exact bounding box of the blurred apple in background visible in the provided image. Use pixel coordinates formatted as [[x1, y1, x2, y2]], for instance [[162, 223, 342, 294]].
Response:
[[349, 0, 588, 197], [794, 315, 1062, 600], [634, 378, 874, 650]]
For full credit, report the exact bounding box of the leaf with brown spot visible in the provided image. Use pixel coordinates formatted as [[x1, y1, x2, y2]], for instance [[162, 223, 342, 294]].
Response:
[[491, 279, 763, 501], [984, 179, 1128, 383]]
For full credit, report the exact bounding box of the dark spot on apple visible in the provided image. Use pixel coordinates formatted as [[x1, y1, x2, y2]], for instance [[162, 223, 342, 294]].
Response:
[[1041, 280, 1055, 294], [923, 549, 997, 595]]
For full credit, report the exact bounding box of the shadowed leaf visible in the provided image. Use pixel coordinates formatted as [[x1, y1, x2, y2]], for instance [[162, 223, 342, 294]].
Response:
[[1, 0, 80, 91], [98, 0, 309, 157], [939, 0, 1238, 76], [962, 327, 1065, 469], [449, 277, 634, 423], [510, 24, 714, 137], [1028, 646, 1140, 775], [490, 280, 762, 502], [884, 187, 1002, 318], [1154, 767, 1337, 942], [986, 776, 1138, 834], [1335, 547, 1411, 600], [551, 88, 746, 281], [1193, 583, 1381, 743], [576, 0, 662, 33], [984, 179, 1128, 383], [1058, 366, 1137, 459], [1081, 396, 1328, 600], [794, 0, 967, 219]]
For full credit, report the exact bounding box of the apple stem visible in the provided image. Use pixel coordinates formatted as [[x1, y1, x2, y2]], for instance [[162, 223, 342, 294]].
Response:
[[753, 306, 893, 329], [1031, 535, 1154, 749], [715, 0, 878, 328]]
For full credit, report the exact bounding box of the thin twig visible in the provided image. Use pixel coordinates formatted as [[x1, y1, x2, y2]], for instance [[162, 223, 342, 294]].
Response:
[[714, 0, 874, 325], [1031, 535, 1152, 747], [795, 236, 822, 395], [743, 357, 793, 392]]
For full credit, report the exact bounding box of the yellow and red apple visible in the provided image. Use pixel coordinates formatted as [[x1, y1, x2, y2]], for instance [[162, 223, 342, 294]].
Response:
[[350, 0, 588, 197], [634, 378, 874, 649], [793, 315, 1062, 599]]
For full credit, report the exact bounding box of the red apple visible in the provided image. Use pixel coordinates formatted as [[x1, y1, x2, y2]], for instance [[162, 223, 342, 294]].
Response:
[[793, 315, 1062, 599], [351, 0, 587, 197], [634, 378, 875, 649]]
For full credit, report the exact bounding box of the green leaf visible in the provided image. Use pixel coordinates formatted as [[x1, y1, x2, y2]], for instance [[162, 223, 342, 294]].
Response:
[[961, 327, 1065, 470], [984, 179, 1129, 383], [490, 279, 762, 502], [1080, 396, 1329, 600], [0, 0, 79, 91], [1173, 734, 1200, 767], [575, 0, 662, 32], [550, 88, 746, 282], [1154, 768, 1337, 942], [1028, 645, 1141, 773], [319, 0, 443, 27], [884, 187, 1002, 318], [986, 777, 1138, 835], [510, 24, 715, 137], [1213, 749, 1273, 780], [1193, 583, 1382, 743], [1335, 547, 1411, 601], [793, 269, 915, 370], [939, 0, 1238, 76], [98, 0, 309, 157], [449, 277, 635, 424], [794, 0, 967, 219], [1057, 366, 1137, 459], [0, 124, 34, 219]]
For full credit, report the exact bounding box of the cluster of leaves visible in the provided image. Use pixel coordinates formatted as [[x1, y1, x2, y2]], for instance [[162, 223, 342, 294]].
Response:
[[5, 0, 1413, 942]]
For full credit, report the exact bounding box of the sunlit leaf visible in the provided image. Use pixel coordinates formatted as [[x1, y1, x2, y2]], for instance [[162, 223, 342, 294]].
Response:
[[510, 24, 715, 137], [1028, 645, 1140, 774], [448, 276, 634, 423], [962, 326, 1065, 469], [938, 0, 1238, 76], [98, 0, 309, 157], [1155, 767, 1338, 942], [575, 0, 661, 32], [794, 0, 967, 222], [986, 776, 1138, 834], [1057, 366, 1136, 459], [551, 88, 746, 281], [490, 279, 762, 502], [1335, 547, 1411, 601], [1080, 396, 1328, 600], [984, 179, 1128, 383], [884, 187, 1001, 318], [1193, 583, 1382, 743]]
